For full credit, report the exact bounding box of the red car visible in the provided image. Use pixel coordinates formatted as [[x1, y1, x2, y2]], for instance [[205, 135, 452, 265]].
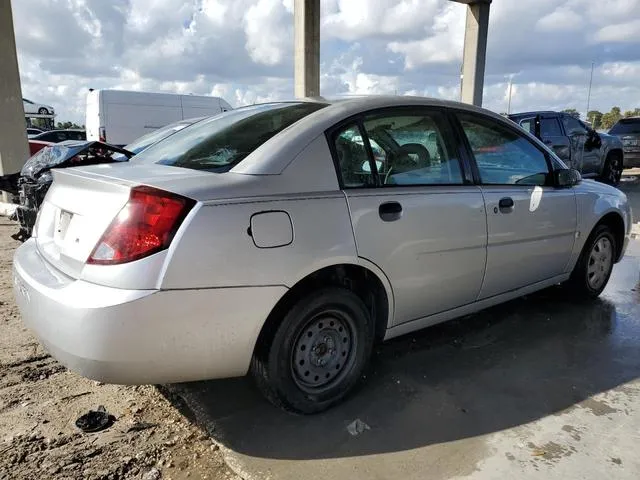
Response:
[[28, 139, 54, 156]]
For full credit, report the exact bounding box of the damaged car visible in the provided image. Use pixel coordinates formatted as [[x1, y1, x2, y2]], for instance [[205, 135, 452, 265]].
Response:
[[2, 141, 134, 239], [0, 117, 207, 240]]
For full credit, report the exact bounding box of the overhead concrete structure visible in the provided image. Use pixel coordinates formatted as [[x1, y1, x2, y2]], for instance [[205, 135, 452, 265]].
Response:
[[454, 0, 492, 106], [0, 0, 29, 177], [294, 0, 320, 98], [293, 0, 492, 106]]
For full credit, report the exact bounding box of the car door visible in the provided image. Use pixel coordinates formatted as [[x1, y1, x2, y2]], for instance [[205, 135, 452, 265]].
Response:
[[536, 115, 572, 164], [561, 115, 599, 174], [455, 111, 577, 300], [330, 108, 487, 327]]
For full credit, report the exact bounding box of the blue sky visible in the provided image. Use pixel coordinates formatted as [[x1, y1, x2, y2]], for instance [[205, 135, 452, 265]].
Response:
[[12, 0, 640, 124]]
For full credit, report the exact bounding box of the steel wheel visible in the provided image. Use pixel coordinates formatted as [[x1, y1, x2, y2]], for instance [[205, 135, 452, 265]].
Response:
[[586, 236, 613, 291], [291, 310, 357, 394], [251, 287, 374, 414]]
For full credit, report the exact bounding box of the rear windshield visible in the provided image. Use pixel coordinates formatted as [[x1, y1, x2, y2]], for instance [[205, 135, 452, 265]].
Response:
[[133, 102, 327, 172], [609, 119, 640, 135], [126, 123, 193, 155]]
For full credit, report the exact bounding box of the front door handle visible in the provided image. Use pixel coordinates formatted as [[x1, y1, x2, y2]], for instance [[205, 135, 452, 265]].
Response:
[[379, 201, 403, 222], [498, 197, 514, 213]]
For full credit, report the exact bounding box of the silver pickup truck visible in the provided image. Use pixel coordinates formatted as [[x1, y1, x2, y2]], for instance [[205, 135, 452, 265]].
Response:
[[508, 111, 624, 186]]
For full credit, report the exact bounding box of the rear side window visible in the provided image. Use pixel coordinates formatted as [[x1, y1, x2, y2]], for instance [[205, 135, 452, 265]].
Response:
[[334, 125, 376, 188], [610, 119, 640, 134], [458, 113, 550, 186], [332, 109, 463, 188], [134, 102, 327, 172]]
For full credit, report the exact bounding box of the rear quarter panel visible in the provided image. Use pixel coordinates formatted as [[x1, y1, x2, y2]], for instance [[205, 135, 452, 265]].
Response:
[[160, 194, 358, 289]]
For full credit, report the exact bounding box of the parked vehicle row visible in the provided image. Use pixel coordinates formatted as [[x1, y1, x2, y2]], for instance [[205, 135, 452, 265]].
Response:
[[13, 96, 632, 414], [609, 117, 640, 169], [508, 111, 624, 186]]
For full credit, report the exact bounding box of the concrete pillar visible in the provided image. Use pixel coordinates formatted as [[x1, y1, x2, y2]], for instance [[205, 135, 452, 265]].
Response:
[[294, 0, 320, 98], [458, 0, 491, 106], [0, 0, 28, 176]]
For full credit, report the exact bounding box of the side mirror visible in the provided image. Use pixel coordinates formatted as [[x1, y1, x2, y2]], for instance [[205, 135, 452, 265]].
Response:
[[555, 168, 581, 187]]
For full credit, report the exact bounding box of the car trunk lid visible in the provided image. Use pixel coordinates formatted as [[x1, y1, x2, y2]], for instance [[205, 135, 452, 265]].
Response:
[[35, 169, 134, 278], [33, 163, 255, 278]]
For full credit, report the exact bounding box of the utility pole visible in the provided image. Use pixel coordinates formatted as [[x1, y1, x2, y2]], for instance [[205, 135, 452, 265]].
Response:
[[586, 62, 595, 119], [507, 75, 514, 114]]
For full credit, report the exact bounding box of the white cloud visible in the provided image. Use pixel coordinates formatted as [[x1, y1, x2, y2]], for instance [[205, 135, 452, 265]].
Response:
[[536, 7, 583, 32], [595, 19, 640, 43], [244, 0, 292, 65], [10, 0, 640, 126]]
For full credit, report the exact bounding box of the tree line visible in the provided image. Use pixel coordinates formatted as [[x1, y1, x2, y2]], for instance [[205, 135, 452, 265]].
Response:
[[562, 107, 640, 130]]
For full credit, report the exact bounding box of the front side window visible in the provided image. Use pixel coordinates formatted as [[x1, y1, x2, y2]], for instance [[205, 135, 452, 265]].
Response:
[[562, 116, 587, 136], [458, 113, 550, 186], [519, 118, 535, 134], [362, 111, 463, 186], [540, 117, 562, 137]]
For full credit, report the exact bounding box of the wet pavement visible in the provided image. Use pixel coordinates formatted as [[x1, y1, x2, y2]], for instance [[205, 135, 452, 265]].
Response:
[[166, 177, 640, 480]]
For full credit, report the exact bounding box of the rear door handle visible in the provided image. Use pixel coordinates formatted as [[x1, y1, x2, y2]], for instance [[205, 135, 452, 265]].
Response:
[[498, 197, 514, 213], [379, 201, 402, 222]]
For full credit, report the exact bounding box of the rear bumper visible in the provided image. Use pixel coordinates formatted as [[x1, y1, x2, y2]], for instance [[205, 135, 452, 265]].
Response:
[[13, 239, 287, 384]]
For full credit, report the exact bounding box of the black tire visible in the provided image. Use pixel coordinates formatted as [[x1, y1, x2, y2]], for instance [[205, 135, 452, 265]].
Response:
[[38, 107, 48, 115], [600, 152, 622, 186], [251, 287, 374, 414], [567, 224, 616, 298]]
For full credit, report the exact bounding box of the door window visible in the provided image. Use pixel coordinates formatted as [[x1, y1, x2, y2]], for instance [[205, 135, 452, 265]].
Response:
[[562, 116, 587, 136], [333, 125, 376, 188], [519, 118, 535, 134], [457, 113, 550, 186], [540, 117, 562, 137], [362, 112, 463, 186]]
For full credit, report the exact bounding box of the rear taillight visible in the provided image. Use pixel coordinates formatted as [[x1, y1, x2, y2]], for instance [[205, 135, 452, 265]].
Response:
[[87, 186, 195, 265], [99, 127, 106, 142]]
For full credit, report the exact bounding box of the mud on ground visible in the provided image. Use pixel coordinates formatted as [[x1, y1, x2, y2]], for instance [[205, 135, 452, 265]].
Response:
[[0, 222, 238, 480]]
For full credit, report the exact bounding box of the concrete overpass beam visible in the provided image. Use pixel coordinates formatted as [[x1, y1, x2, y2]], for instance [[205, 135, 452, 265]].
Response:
[[457, 0, 491, 106], [294, 0, 320, 98], [0, 0, 28, 177]]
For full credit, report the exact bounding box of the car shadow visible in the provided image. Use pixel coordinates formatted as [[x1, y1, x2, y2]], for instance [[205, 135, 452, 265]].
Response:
[[160, 266, 640, 461]]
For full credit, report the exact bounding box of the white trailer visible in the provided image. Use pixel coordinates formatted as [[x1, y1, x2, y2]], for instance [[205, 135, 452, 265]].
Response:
[[86, 89, 232, 146]]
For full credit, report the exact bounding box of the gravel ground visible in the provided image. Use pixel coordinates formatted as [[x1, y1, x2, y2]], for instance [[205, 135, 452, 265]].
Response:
[[0, 221, 239, 480]]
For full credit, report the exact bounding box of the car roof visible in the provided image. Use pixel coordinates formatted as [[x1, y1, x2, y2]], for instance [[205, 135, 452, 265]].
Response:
[[508, 111, 559, 118], [232, 95, 527, 175]]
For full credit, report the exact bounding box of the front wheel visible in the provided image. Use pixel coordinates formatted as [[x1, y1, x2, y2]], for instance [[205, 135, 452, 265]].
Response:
[[600, 152, 622, 186], [38, 107, 49, 115], [251, 287, 374, 414], [567, 224, 616, 298]]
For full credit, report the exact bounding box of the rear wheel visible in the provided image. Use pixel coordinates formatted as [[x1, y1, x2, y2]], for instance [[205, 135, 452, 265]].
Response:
[[600, 152, 622, 186], [567, 224, 616, 298], [251, 287, 374, 414]]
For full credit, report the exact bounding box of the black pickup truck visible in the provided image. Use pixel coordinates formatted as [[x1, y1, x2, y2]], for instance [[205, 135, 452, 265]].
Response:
[[508, 111, 624, 186]]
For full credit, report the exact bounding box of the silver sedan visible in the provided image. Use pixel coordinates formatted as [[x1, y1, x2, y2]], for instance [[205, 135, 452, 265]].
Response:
[[13, 96, 632, 414]]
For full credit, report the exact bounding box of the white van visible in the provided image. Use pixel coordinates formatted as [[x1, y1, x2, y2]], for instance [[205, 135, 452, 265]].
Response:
[[86, 89, 232, 146]]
